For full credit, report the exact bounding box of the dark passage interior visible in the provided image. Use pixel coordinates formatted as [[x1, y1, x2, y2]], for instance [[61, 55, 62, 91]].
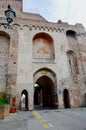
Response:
[[34, 76, 58, 109], [63, 89, 71, 108]]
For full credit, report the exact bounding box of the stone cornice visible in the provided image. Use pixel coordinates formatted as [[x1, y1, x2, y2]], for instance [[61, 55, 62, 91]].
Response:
[[13, 24, 64, 33]]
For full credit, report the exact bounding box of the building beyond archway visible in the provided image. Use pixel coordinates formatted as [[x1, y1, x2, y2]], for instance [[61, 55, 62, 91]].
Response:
[[21, 90, 28, 111]]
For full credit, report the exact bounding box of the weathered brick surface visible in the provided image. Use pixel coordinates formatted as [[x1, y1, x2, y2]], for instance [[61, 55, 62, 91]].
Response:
[[0, 105, 10, 119]]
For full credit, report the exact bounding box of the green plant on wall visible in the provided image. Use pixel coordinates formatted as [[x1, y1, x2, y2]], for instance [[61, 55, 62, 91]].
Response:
[[0, 98, 8, 106]]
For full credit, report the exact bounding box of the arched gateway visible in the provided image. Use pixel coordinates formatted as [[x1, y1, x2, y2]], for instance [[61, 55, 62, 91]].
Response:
[[21, 90, 28, 111], [63, 89, 71, 108], [33, 68, 58, 109]]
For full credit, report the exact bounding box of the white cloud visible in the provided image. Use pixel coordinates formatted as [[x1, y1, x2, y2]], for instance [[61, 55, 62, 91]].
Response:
[[23, 0, 86, 28]]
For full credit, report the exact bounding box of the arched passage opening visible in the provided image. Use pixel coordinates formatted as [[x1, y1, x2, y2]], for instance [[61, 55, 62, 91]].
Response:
[[34, 75, 58, 109], [21, 90, 28, 111], [63, 89, 71, 108]]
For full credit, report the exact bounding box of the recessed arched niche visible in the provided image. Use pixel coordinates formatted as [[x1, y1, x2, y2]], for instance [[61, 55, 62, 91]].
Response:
[[33, 32, 55, 60], [67, 50, 79, 75], [66, 30, 77, 49]]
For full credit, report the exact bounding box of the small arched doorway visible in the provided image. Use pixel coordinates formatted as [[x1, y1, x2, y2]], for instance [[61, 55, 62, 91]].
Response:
[[21, 90, 28, 111], [34, 76, 58, 109], [63, 89, 71, 108]]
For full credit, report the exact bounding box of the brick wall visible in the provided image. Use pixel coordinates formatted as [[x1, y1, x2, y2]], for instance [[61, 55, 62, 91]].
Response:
[[0, 105, 10, 119]]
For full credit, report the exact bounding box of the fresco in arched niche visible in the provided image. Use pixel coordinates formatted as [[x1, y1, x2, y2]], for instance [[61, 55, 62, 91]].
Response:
[[33, 33, 55, 59], [67, 51, 79, 75]]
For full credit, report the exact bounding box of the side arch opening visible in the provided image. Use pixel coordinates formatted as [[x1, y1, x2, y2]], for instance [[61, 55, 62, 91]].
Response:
[[21, 90, 28, 111], [63, 89, 71, 108]]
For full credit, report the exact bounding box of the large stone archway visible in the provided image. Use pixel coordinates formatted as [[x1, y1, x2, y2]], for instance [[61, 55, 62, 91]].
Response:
[[33, 68, 58, 109]]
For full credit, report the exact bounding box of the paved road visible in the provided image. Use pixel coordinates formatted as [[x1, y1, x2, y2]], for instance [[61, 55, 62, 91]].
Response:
[[37, 108, 86, 130], [0, 108, 86, 130]]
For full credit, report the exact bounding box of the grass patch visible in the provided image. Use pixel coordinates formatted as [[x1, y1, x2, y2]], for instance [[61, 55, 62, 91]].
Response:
[[80, 105, 86, 108], [0, 98, 8, 106]]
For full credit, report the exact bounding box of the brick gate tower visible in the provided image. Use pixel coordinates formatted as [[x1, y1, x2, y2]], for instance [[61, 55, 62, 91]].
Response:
[[0, 0, 86, 111]]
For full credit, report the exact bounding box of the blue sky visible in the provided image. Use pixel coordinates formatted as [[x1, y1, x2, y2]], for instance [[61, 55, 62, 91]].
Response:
[[23, 0, 86, 28]]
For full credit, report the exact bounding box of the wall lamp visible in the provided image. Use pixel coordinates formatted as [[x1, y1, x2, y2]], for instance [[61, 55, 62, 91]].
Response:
[[0, 5, 16, 27]]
